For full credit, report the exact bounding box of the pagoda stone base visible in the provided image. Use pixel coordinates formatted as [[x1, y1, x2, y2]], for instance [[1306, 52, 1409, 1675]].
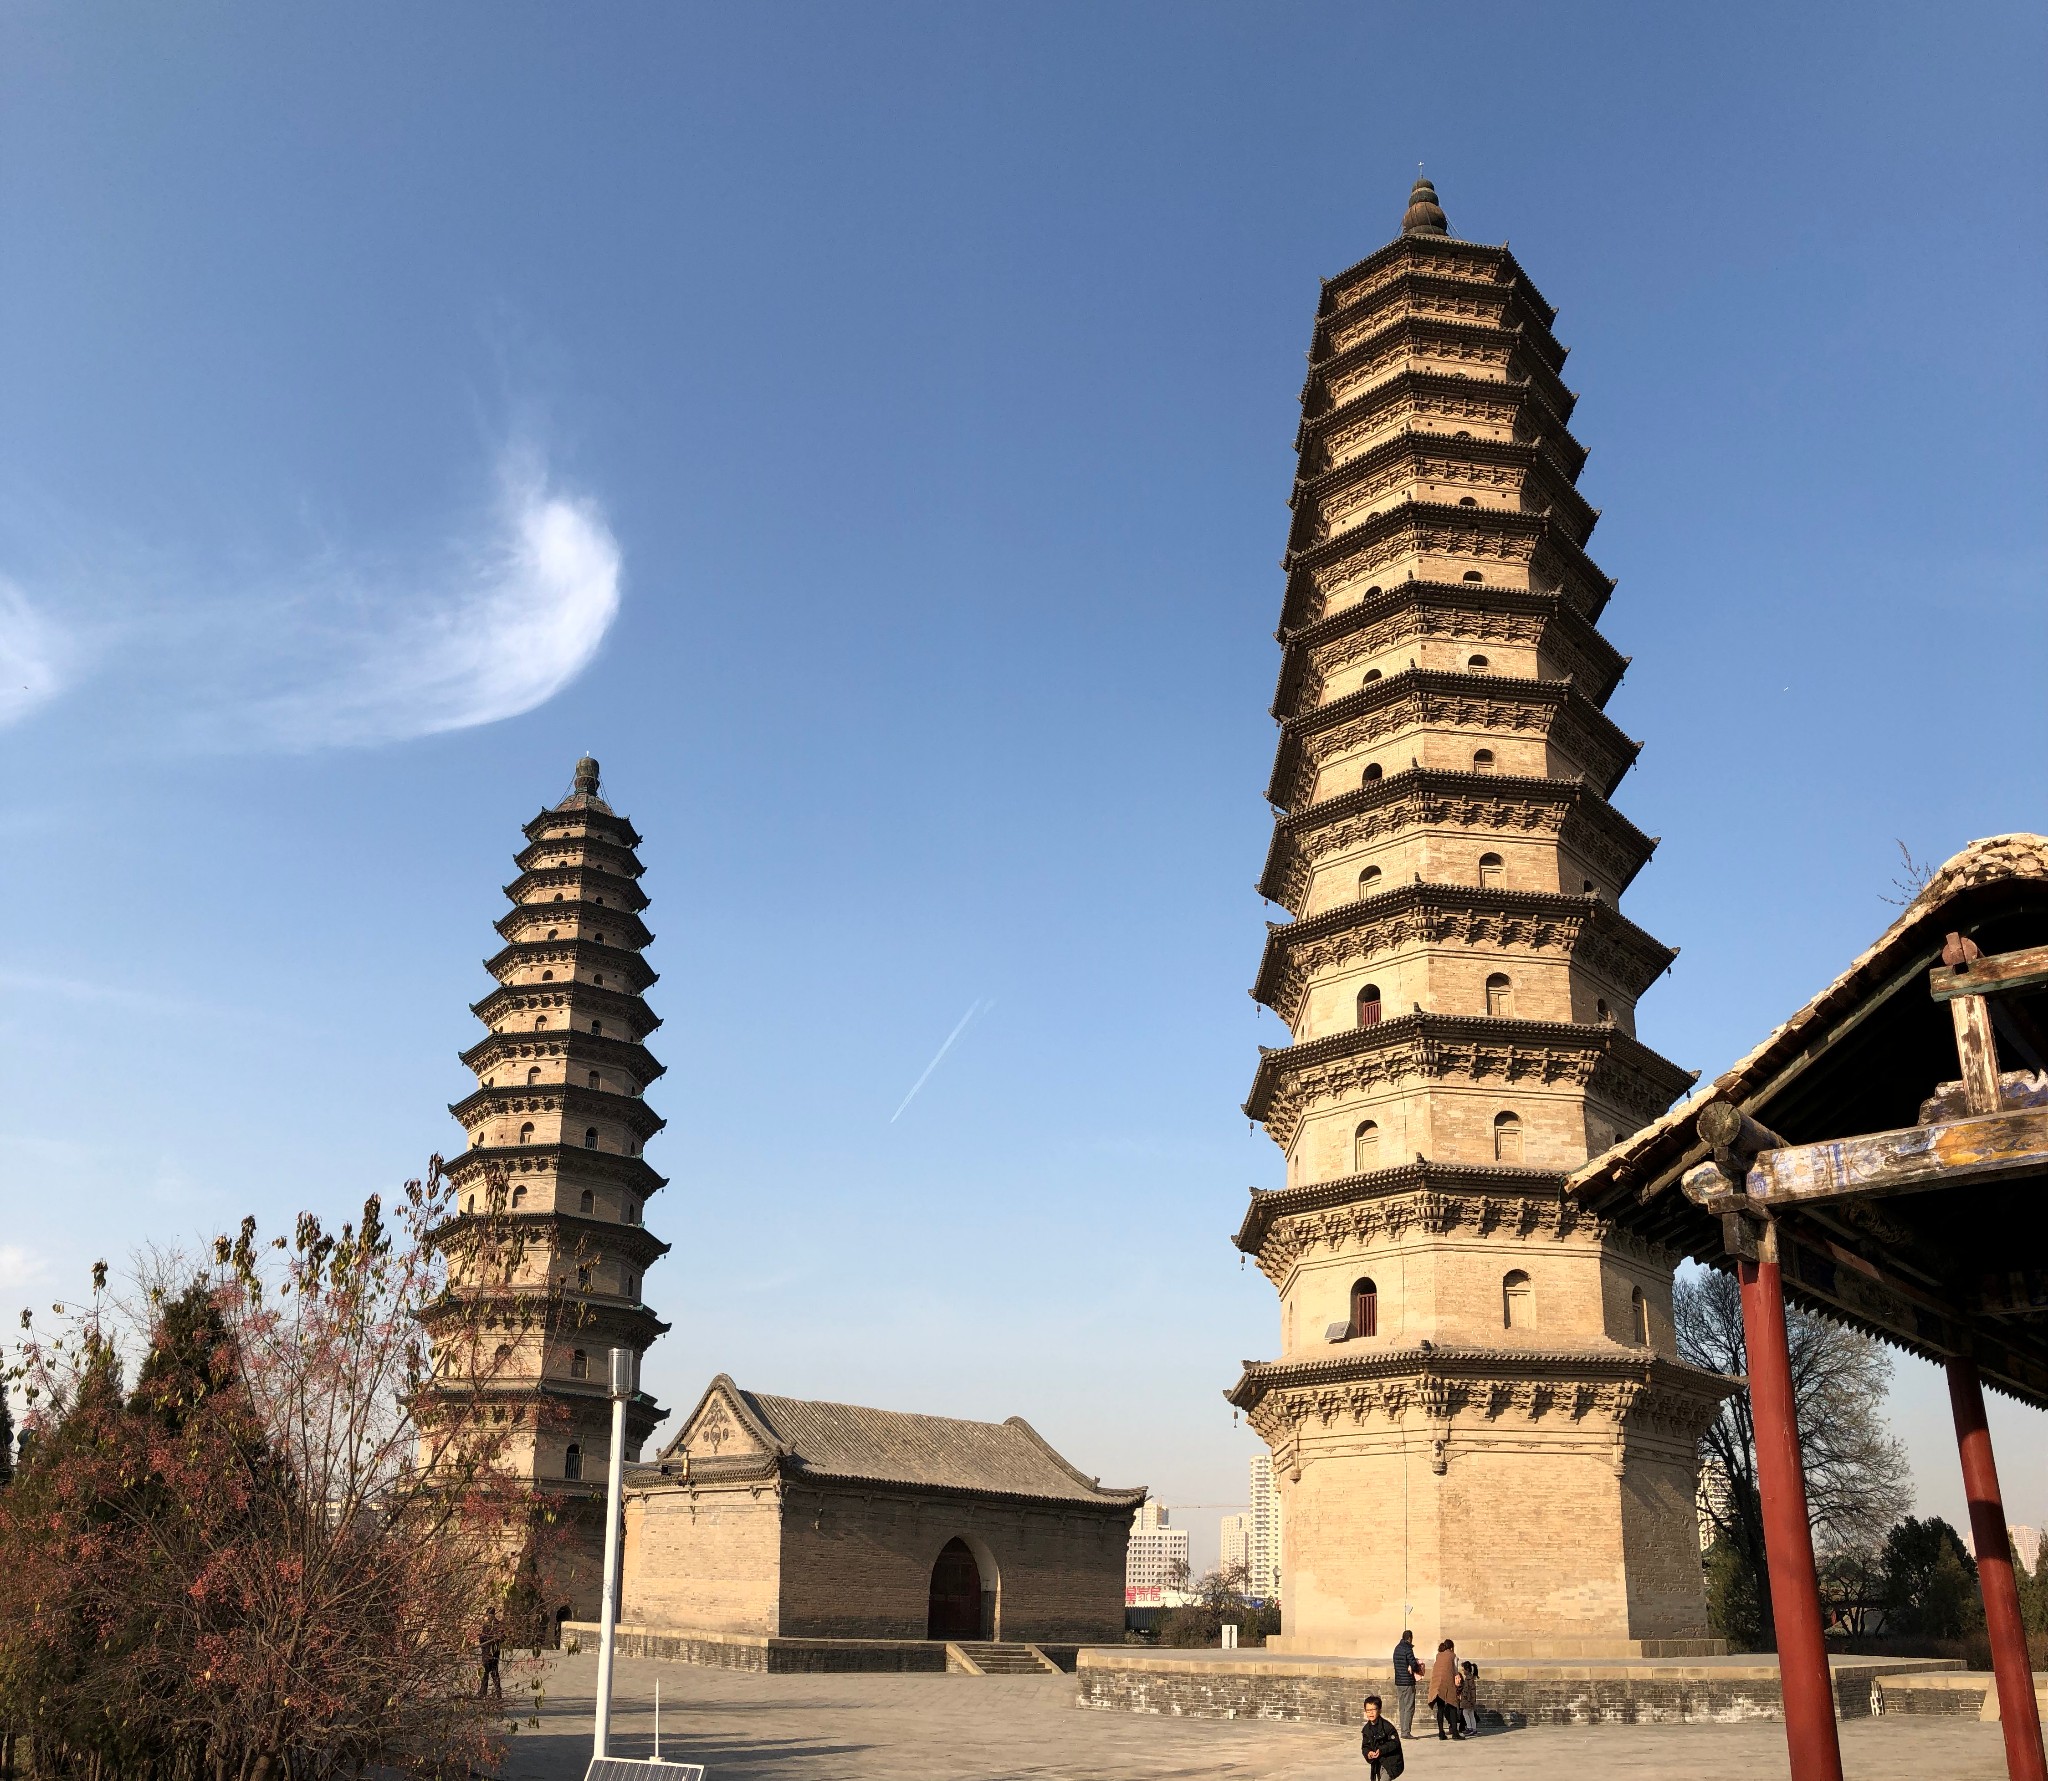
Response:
[[1076, 1648, 1956, 1725]]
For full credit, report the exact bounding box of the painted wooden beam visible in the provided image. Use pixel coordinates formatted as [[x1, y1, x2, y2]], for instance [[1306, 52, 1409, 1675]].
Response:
[[1928, 940, 2048, 1004], [1743, 1105, 2048, 1206]]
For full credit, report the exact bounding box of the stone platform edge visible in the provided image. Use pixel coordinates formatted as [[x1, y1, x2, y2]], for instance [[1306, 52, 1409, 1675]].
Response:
[[1075, 1648, 1964, 1726], [561, 1623, 1084, 1674]]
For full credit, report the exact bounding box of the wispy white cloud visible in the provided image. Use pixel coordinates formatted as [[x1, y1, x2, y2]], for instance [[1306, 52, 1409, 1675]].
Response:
[[0, 577, 67, 727], [201, 446, 622, 750], [0, 441, 622, 751]]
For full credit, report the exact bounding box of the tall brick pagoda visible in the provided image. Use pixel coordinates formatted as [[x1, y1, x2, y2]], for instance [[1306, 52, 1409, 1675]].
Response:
[[441, 755, 670, 1620], [1226, 180, 1730, 1657]]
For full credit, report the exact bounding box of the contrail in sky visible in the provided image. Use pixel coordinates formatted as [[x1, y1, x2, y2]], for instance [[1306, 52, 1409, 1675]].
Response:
[[889, 999, 993, 1124]]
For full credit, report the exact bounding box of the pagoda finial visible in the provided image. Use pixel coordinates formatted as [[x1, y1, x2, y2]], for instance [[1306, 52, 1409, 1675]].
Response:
[[574, 754, 601, 797], [1401, 174, 1448, 237]]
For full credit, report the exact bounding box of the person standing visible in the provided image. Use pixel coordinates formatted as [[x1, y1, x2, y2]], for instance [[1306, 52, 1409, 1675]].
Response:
[[1361, 1694, 1405, 1778], [1427, 1638, 1464, 1741], [1460, 1659, 1481, 1735], [477, 1619, 503, 1700], [1391, 1629, 1424, 1737]]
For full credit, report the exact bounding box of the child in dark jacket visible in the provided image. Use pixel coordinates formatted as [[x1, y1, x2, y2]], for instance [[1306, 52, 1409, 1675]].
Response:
[[1361, 1694, 1404, 1777]]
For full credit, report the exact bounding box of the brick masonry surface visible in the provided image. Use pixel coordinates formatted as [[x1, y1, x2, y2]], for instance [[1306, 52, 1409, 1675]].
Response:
[[1073, 1652, 1954, 1726], [566, 1623, 950, 1672], [622, 1476, 1128, 1642]]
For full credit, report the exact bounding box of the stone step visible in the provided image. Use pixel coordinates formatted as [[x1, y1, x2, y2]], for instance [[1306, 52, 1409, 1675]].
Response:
[[952, 1641, 1054, 1675]]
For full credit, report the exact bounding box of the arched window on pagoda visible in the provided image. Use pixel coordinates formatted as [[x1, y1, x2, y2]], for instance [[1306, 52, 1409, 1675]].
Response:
[[1463, 570, 1484, 582], [564, 1444, 583, 1481], [1354, 1120, 1380, 1172], [571, 1349, 589, 1379], [1631, 1288, 1651, 1346], [1477, 852, 1505, 889], [1597, 998, 1613, 1025], [1350, 1277, 1379, 1339], [583, 1127, 599, 1150], [1363, 667, 1382, 683], [1485, 973, 1514, 1018], [1358, 865, 1382, 899], [518, 1121, 535, 1145], [1467, 654, 1489, 670], [1493, 1110, 1524, 1164], [1363, 762, 1383, 784], [591, 1020, 603, 1037], [1472, 748, 1496, 773], [1357, 985, 1382, 1027], [534, 1015, 548, 1030], [588, 1071, 601, 1090], [579, 1189, 594, 1214], [527, 1066, 540, 1085], [510, 1186, 526, 1209], [1503, 1269, 1533, 1329]]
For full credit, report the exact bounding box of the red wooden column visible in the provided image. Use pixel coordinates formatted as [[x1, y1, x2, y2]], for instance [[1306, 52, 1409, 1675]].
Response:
[[1739, 1238, 1844, 1781], [1948, 1356, 2047, 1781]]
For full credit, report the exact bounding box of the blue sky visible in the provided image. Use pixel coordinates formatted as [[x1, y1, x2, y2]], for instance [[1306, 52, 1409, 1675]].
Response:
[[1, 3, 2043, 1569]]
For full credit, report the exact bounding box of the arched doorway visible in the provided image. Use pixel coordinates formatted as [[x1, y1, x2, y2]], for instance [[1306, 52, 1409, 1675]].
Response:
[[926, 1537, 987, 1640]]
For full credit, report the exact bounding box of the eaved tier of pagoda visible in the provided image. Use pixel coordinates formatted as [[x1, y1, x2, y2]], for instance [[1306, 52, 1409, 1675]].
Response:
[[1227, 180, 1732, 1658], [438, 755, 671, 1624]]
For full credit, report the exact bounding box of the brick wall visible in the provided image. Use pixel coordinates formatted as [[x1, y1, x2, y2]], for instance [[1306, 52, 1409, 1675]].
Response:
[[777, 1482, 1127, 1643], [620, 1475, 1129, 1644], [621, 1481, 782, 1634], [1075, 1653, 1906, 1724]]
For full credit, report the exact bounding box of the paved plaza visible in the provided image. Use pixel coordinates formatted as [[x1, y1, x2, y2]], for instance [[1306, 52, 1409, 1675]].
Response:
[[503, 1650, 2013, 1781]]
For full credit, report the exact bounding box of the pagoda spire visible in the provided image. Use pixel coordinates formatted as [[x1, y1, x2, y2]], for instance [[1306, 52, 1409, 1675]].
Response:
[[434, 755, 673, 1621], [1400, 174, 1448, 236], [1227, 207, 1730, 1659]]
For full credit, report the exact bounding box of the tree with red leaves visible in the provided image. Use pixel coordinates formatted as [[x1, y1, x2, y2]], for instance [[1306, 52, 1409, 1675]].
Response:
[[0, 1160, 566, 1781]]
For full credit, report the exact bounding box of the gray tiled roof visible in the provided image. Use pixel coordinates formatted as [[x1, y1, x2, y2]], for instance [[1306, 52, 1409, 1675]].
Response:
[[733, 1384, 1144, 1507]]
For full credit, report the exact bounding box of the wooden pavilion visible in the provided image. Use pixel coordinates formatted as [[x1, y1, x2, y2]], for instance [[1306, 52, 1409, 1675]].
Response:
[[1570, 833, 2048, 1781]]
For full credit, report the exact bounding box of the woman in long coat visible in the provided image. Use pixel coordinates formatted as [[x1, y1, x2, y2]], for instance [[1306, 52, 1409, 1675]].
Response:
[[1426, 1639, 1464, 1741]]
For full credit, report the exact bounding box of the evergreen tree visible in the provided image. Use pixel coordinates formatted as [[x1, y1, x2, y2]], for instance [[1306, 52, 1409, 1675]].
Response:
[[1880, 1516, 1983, 1640]]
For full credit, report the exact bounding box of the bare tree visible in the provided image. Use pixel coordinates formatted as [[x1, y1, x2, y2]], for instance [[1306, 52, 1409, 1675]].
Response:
[[1881, 840, 1938, 906], [1676, 1265, 1910, 1648]]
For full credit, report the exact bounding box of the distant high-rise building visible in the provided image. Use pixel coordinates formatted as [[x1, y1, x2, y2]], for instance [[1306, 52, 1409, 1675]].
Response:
[[1246, 1454, 1284, 1601], [1126, 1501, 1191, 1600], [1220, 1511, 1251, 1581], [2010, 1525, 2042, 1572]]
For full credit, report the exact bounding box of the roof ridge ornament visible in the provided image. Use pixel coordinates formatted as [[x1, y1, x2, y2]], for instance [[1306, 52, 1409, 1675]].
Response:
[[1402, 174, 1449, 237]]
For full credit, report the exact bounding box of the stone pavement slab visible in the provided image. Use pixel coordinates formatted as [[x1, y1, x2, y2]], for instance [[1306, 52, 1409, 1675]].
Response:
[[499, 1650, 2014, 1781]]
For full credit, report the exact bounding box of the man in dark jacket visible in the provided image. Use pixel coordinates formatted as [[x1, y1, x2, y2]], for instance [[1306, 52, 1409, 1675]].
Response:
[[1361, 1693, 1404, 1778], [1391, 1630, 1424, 1736], [477, 1620, 503, 1700]]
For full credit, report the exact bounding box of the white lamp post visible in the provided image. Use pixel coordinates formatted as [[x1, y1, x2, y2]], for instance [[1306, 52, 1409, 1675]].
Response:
[[592, 1345, 634, 1760]]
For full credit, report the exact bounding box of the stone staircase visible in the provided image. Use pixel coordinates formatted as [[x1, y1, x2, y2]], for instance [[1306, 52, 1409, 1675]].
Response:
[[949, 1641, 1057, 1675]]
